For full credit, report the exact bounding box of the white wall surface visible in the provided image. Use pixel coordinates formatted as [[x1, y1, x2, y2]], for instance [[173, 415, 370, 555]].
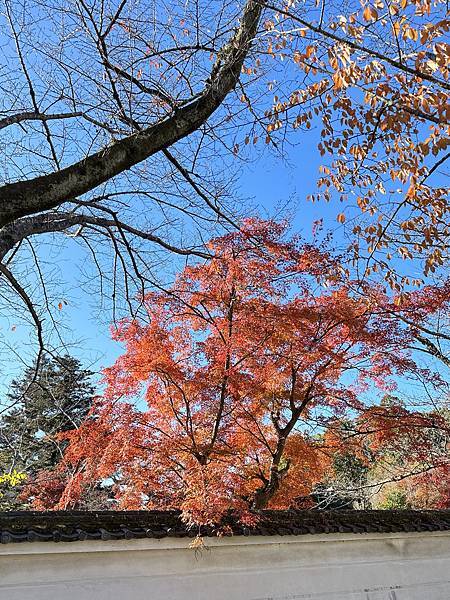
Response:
[[0, 530, 449, 600]]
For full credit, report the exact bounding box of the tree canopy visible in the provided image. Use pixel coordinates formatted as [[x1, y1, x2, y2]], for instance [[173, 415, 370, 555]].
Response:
[[0, 0, 448, 519], [31, 220, 449, 523]]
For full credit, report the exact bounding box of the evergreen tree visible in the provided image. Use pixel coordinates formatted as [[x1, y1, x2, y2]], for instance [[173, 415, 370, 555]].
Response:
[[0, 354, 96, 506]]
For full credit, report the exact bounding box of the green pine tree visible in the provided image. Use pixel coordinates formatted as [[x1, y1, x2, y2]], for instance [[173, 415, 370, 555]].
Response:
[[0, 354, 96, 508]]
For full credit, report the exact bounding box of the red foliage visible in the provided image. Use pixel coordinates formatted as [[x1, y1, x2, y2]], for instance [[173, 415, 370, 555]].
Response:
[[21, 470, 68, 511], [32, 220, 433, 523]]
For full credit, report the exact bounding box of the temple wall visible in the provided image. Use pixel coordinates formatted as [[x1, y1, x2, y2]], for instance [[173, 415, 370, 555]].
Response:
[[0, 530, 449, 599]]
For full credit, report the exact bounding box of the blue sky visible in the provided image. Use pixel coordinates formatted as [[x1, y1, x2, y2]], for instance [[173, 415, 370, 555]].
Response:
[[0, 87, 446, 400]]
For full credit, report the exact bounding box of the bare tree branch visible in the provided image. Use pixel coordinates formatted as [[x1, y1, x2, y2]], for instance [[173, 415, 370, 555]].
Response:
[[0, 0, 263, 229]]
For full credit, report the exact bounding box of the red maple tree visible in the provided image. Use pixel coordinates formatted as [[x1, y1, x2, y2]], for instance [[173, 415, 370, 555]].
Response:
[[31, 220, 440, 523]]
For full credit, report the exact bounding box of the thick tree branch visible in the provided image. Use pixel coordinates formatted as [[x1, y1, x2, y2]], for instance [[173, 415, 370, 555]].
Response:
[[0, 0, 263, 228], [0, 211, 210, 260]]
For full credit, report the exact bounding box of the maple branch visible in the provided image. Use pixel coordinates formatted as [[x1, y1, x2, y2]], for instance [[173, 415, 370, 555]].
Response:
[[252, 373, 318, 509], [206, 287, 236, 459]]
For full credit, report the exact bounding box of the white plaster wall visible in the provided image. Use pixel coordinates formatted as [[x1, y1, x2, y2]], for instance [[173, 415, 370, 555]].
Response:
[[0, 531, 449, 600]]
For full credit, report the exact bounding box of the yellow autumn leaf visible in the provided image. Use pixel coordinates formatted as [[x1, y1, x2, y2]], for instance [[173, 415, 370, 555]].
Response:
[[392, 22, 401, 37], [363, 5, 378, 21], [305, 45, 314, 58], [332, 71, 343, 89]]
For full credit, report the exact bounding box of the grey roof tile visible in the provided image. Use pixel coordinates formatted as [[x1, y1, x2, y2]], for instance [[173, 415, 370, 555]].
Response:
[[0, 509, 449, 544]]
